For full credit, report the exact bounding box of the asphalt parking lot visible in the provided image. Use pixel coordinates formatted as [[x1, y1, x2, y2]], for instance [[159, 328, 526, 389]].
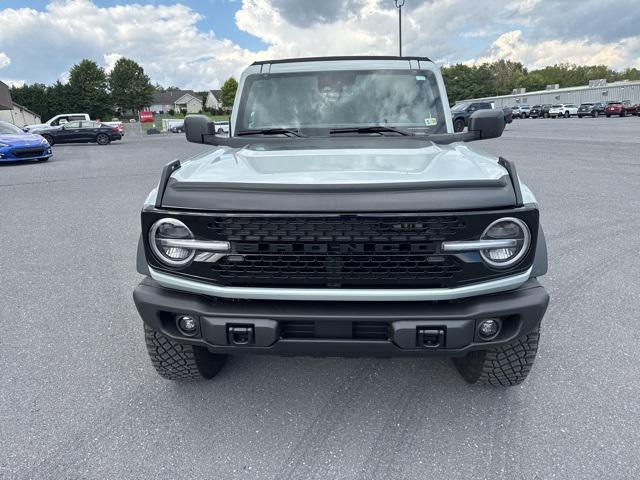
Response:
[[1, 117, 640, 479]]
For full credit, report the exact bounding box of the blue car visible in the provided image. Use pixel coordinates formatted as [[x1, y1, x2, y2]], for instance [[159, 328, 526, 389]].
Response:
[[0, 121, 52, 163]]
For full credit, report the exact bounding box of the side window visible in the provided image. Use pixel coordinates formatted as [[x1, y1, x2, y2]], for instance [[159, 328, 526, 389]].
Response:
[[80, 121, 98, 129], [50, 116, 66, 126], [70, 115, 86, 121], [479, 103, 491, 110], [64, 121, 81, 129], [467, 104, 478, 112]]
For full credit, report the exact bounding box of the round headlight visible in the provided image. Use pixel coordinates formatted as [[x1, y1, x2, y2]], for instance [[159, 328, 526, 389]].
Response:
[[149, 218, 195, 267], [480, 217, 530, 268]]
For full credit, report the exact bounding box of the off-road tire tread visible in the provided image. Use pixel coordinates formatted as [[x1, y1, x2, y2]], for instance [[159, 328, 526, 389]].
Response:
[[454, 327, 540, 386], [144, 324, 226, 380]]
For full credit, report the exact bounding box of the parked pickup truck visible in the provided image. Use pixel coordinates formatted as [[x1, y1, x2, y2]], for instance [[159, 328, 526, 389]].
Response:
[[133, 56, 549, 386], [24, 113, 90, 131]]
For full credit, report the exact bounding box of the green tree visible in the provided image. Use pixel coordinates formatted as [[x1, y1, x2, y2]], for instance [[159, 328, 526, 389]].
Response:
[[220, 77, 238, 109], [109, 57, 154, 114], [67, 59, 111, 118], [10, 82, 72, 122]]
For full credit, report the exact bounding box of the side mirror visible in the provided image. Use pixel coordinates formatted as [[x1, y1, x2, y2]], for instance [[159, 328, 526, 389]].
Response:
[[185, 114, 216, 144], [468, 109, 505, 140]]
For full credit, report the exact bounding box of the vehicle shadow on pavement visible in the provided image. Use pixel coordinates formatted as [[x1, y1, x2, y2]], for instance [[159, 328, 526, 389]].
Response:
[[157, 355, 518, 478]]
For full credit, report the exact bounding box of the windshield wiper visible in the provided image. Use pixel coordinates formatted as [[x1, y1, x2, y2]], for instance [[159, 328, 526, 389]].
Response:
[[329, 125, 414, 136], [236, 128, 306, 137]]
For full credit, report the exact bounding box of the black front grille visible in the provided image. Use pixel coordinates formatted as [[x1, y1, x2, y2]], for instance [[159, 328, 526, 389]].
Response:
[[209, 254, 462, 288], [208, 215, 465, 243], [143, 210, 539, 289], [280, 321, 390, 340], [11, 147, 45, 158]]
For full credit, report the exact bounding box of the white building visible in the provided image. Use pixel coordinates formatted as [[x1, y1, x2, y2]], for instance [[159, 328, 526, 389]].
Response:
[[0, 102, 41, 127], [205, 89, 222, 110], [458, 79, 640, 108]]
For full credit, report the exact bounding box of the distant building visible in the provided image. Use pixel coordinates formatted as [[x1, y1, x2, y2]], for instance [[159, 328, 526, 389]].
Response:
[[0, 83, 41, 126], [0, 102, 41, 126], [0, 80, 12, 110], [205, 89, 223, 110], [457, 79, 640, 108], [149, 90, 203, 114]]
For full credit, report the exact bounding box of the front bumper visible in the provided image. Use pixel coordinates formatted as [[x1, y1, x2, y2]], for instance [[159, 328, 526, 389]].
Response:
[[0, 146, 52, 162], [133, 277, 549, 357]]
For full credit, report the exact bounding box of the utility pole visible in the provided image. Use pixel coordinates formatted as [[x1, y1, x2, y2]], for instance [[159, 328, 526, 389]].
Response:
[[394, 0, 405, 57]]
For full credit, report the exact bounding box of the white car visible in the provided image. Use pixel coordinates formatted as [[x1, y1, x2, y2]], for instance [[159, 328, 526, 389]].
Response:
[[214, 120, 230, 135], [24, 113, 90, 131], [549, 104, 578, 118], [518, 105, 531, 118]]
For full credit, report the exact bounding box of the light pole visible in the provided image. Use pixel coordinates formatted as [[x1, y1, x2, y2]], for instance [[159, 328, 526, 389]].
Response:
[[394, 0, 405, 57]]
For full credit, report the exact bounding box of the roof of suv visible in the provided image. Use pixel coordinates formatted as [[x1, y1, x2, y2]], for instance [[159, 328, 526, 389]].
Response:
[[251, 55, 433, 65]]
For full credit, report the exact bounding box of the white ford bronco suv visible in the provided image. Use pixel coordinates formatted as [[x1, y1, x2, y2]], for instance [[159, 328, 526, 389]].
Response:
[[133, 56, 549, 386]]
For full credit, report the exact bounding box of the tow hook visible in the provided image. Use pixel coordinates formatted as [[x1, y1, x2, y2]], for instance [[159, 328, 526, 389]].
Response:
[[417, 327, 445, 349], [227, 325, 255, 345]]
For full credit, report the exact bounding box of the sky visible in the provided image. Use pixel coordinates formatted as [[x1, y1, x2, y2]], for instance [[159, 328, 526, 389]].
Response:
[[1, 0, 639, 90]]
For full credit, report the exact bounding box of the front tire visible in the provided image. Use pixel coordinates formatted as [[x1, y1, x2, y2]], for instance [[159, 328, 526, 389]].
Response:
[[564, 111, 570, 118], [453, 327, 540, 386], [96, 133, 111, 145], [144, 324, 227, 380], [42, 134, 54, 146], [453, 118, 465, 132]]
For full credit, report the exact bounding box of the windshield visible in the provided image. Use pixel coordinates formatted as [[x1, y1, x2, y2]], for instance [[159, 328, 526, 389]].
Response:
[[0, 121, 24, 135], [236, 69, 446, 134], [451, 103, 469, 111]]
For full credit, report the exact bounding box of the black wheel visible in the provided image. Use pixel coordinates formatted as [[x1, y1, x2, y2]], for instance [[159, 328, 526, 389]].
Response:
[[96, 133, 110, 145], [453, 327, 540, 386], [453, 118, 465, 132], [217, 128, 224, 134], [42, 134, 54, 146], [564, 111, 570, 118], [593, 111, 598, 118], [620, 111, 626, 117], [606, 114, 611, 118], [544, 112, 549, 118], [144, 324, 227, 380], [577, 115, 583, 118]]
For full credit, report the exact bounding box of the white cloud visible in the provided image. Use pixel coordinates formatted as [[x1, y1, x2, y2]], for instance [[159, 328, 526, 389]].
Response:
[[0, 52, 11, 69], [474, 30, 640, 70], [0, 0, 258, 89], [0, 78, 25, 88], [103, 53, 124, 74]]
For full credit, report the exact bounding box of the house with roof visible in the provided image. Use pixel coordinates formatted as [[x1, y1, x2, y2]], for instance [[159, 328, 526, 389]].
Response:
[[0, 82, 42, 126], [205, 89, 223, 111], [149, 90, 203, 114]]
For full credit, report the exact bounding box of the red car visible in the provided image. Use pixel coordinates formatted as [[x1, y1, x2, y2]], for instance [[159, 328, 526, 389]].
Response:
[[605, 101, 638, 117]]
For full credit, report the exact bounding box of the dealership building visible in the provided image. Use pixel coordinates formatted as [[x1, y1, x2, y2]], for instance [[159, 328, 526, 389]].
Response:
[[459, 79, 640, 108]]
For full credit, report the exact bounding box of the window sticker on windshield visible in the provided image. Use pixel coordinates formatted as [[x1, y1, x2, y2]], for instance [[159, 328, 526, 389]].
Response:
[[415, 75, 426, 81], [424, 116, 437, 126]]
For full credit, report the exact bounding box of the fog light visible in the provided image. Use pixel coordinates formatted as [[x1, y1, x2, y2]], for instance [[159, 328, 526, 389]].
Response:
[[478, 319, 500, 340], [177, 315, 198, 336]]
